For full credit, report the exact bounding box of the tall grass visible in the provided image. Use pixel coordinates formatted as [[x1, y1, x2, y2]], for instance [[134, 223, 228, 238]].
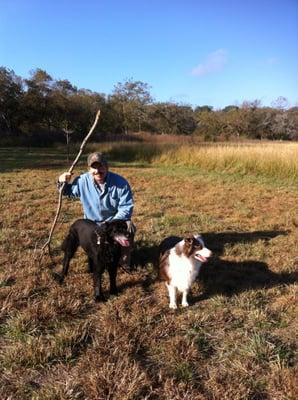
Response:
[[87, 142, 298, 182], [152, 143, 298, 181]]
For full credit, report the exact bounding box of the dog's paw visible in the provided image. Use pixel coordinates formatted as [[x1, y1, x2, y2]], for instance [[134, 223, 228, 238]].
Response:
[[182, 301, 189, 307], [169, 303, 178, 309], [94, 294, 106, 303], [52, 272, 64, 285]]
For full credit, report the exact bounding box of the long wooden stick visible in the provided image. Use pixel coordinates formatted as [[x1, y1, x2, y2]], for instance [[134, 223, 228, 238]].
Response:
[[40, 109, 101, 257]]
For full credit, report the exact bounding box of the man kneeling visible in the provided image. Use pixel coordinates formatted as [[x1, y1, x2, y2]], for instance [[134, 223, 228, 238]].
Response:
[[57, 152, 135, 269]]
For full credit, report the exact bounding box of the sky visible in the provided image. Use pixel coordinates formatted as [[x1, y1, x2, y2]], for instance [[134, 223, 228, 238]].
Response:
[[1, 0, 298, 109]]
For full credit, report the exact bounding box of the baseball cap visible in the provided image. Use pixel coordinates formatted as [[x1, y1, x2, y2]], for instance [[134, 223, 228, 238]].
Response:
[[87, 152, 108, 167]]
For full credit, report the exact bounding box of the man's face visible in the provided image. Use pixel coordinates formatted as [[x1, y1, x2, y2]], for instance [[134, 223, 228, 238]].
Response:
[[89, 162, 108, 184]]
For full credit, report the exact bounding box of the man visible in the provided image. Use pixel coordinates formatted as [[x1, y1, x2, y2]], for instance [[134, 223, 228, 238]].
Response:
[[58, 152, 135, 268]]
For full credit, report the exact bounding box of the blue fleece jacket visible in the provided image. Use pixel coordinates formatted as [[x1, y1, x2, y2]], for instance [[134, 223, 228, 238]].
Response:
[[62, 171, 134, 223]]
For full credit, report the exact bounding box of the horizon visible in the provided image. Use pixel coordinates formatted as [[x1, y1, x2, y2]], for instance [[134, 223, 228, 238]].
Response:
[[1, 0, 297, 109]]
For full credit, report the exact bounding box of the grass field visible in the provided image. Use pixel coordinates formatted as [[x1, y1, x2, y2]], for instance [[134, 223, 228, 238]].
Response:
[[0, 142, 297, 399]]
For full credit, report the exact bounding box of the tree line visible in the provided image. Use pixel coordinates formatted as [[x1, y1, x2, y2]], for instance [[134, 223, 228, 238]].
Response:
[[1, 66, 297, 146]]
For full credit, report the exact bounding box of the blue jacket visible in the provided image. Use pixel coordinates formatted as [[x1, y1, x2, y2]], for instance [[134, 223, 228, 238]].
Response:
[[62, 171, 134, 223]]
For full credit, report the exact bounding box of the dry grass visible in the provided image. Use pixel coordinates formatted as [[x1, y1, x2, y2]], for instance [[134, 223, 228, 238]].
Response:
[[87, 141, 298, 183], [152, 142, 298, 182], [0, 145, 297, 399]]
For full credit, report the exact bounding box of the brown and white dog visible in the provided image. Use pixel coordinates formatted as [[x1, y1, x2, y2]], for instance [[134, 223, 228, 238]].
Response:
[[158, 235, 212, 309]]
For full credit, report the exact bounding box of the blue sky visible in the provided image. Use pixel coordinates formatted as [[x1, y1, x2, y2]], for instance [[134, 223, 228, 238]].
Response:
[[1, 0, 297, 109]]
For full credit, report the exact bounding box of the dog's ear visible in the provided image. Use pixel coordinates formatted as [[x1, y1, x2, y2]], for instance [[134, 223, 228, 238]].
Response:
[[183, 236, 195, 257], [193, 234, 205, 248]]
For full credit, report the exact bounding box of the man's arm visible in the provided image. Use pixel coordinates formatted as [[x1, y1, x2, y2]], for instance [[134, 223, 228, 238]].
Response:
[[57, 172, 80, 197], [113, 184, 134, 221]]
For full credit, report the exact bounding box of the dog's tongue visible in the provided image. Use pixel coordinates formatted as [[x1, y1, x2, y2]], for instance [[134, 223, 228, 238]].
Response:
[[195, 254, 207, 263], [115, 236, 130, 247]]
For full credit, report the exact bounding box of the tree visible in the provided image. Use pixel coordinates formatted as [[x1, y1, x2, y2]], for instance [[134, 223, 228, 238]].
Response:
[[194, 110, 223, 140], [0, 67, 23, 133], [286, 107, 298, 140], [148, 102, 196, 135], [194, 105, 213, 113], [111, 79, 153, 133], [239, 100, 263, 139], [222, 105, 239, 113], [49, 79, 78, 159], [23, 68, 54, 131], [72, 89, 106, 135]]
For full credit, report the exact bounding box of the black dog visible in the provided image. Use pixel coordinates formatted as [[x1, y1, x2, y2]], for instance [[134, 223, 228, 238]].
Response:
[[54, 219, 131, 301]]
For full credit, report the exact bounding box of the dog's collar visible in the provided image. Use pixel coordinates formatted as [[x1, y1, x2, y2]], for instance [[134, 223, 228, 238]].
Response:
[[95, 233, 109, 245]]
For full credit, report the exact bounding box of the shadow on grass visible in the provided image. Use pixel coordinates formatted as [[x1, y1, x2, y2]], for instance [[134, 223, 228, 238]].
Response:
[[0, 148, 72, 172], [132, 239, 159, 268], [195, 230, 296, 301], [196, 258, 297, 302], [195, 229, 297, 299], [132, 229, 288, 266], [202, 230, 288, 257], [0, 147, 153, 172], [132, 230, 297, 301]]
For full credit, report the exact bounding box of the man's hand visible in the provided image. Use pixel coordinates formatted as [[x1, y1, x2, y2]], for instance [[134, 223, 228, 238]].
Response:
[[126, 220, 136, 234], [58, 172, 73, 183]]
